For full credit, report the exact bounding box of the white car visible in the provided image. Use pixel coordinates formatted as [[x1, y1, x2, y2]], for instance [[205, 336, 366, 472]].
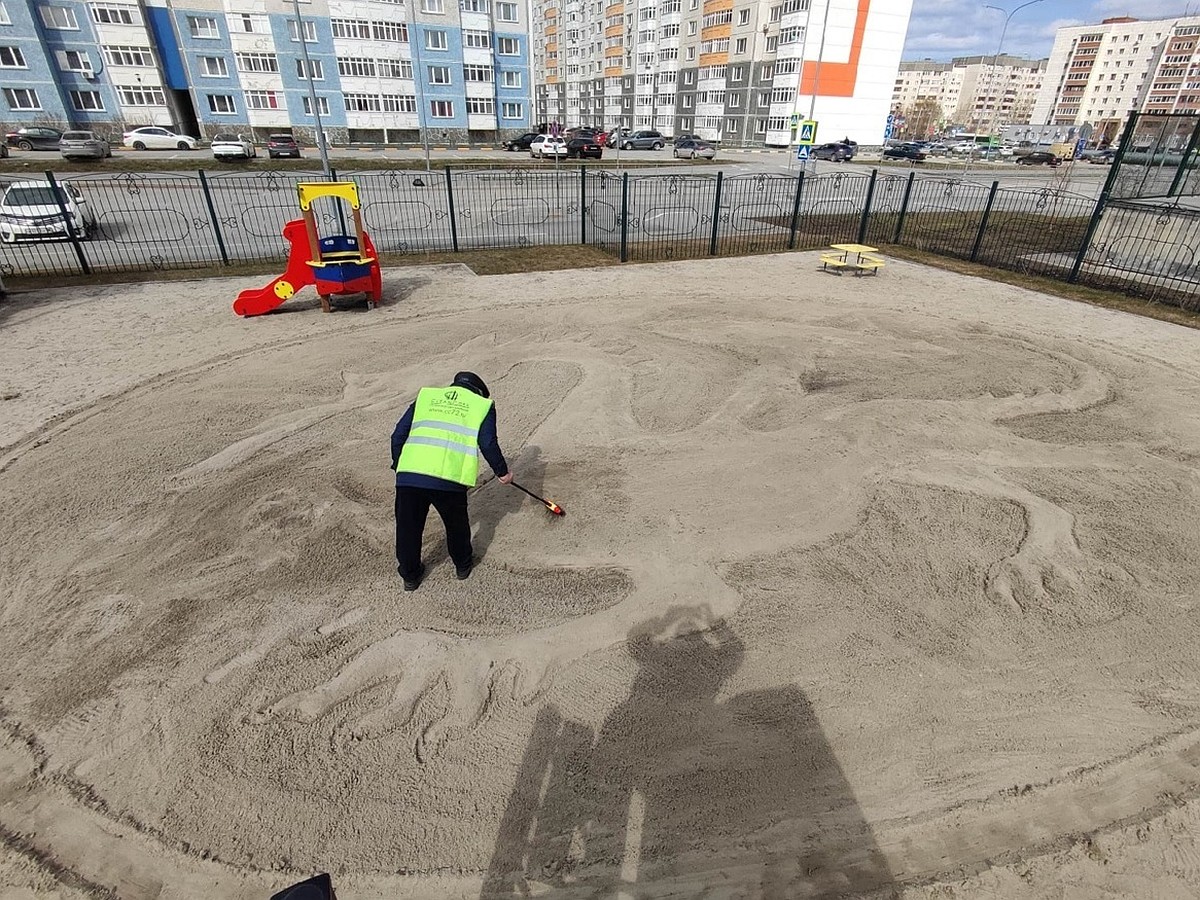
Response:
[[211, 132, 256, 160], [0, 180, 96, 243], [123, 126, 198, 151], [530, 135, 568, 158]]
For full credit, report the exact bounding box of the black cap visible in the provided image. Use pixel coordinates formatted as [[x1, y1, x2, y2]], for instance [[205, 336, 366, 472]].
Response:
[[452, 371, 489, 398]]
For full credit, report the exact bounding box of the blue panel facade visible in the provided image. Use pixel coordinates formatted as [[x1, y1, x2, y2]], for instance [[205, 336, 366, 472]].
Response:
[[8, 0, 91, 125], [413, 23, 466, 130], [267, 12, 345, 129], [171, 9, 246, 127], [145, 5, 187, 89], [493, 28, 530, 127]]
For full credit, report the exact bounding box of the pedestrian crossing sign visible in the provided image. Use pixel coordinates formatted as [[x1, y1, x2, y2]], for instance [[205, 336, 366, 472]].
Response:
[[796, 145, 811, 161], [797, 120, 817, 146]]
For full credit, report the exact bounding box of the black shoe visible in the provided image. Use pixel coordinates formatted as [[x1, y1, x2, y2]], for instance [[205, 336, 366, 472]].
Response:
[[455, 558, 474, 581], [402, 564, 425, 591]]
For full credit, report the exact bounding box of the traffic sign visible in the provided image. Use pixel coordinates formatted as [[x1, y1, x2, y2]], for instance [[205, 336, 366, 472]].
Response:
[[790, 113, 800, 127], [797, 120, 817, 145], [796, 145, 811, 161], [886, 113, 895, 125], [883, 125, 894, 141]]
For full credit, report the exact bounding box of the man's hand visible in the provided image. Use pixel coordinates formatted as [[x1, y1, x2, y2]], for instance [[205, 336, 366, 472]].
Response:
[[499, 473, 514, 484]]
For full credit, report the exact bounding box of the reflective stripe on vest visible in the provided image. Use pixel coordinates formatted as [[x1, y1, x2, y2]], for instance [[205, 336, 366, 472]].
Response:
[[396, 386, 493, 486]]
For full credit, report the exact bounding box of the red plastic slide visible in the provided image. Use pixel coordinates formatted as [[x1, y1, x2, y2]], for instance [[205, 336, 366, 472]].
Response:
[[233, 220, 315, 317]]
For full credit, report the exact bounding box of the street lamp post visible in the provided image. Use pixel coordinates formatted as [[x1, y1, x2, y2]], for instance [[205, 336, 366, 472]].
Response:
[[291, 0, 331, 178]]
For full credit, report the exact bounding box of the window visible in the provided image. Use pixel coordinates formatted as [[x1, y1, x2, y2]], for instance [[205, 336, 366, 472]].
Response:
[[728, 92, 739, 106], [422, 0, 444, 11], [345, 93, 381, 111], [69, 89, 104, 110], [498, 36, 520, 54], [331, 18, 370, 38], [373, 21, 407, 41], [199, 56, 227, 76], [502, 69, 521, 87], [765, 35, 776, 51], [4, 87, 40, 109], [380, 58, 412, 77], [463, 29, 490, 48], [686, 46, 695, 60], [660, 22, 679, 37], [288, 19, 317, 42], [92, 3, 139, 24], [737, 8, 749, 24], [769, 5, 781, 21], [104, 45, 154, 66], [428, 64, 451, 83], [245, 90, 282, 109], [230, 13, 268, 33], [683, 70, 693, 84], [466, 96, 494, 114], [188, 16, 219, 38], [770, 87, 793, 103], [383, 94, 416, 112], [735, 37, 746, 53], [425, 29, 448, 50], [430, 99, 454, 117], [118, 85, 165, 105], [766, 115, 786, 130], [207, 94, 235, 113], [236, 51, 278, 72], [463, 64, 493, 81], [340, 56, 376, 76], [779, 26, 802, 44], [497, 1, 518, 21], [755, 118, 766, 133], [40, 5, 78, 28], [296, 58, 323, 79], [302, 95, 330, 115], [0, 46, 25, 67], [460, 0, 489, 10]]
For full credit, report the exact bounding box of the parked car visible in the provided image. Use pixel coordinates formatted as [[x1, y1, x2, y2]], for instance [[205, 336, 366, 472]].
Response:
[[924, 143, 951, 156], [1015, 151, 1061, 167], [267, 134, 301, 158], [123, 126, 198, 150], [882, 143, 927, 162], [59, 131, 111, 160], [530, 135, 568, 158], [674, 133, 704, 144], [6, 127, 65, 151], [812, 142, 854, 162], [1087, 149, 1116, 164], [673, 138, 716, 159], [504, 132, 539, 151], [605, 127, 632, 148], [211, 133, 256, 160], [0, 144, 7, 159], [565, 136, 603, 159], [621, 130, 665, 150], [0, 180, 96, 243]]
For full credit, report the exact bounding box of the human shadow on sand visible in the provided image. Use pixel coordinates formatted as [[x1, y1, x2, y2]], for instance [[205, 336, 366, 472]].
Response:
[[480, 606, 897, 899]]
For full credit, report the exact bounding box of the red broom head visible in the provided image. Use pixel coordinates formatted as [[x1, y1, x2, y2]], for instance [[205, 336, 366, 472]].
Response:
[[546, 501, 565, 516]]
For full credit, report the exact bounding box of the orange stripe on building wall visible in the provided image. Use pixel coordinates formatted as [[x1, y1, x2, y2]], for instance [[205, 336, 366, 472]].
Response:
[[799, 0, 870, 98]]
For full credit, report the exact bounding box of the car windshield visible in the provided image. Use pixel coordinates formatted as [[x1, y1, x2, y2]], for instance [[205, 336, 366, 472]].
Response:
[[62, 132, 94, 141], [213, 134, 239, 142], [4, 187, 68, 207]]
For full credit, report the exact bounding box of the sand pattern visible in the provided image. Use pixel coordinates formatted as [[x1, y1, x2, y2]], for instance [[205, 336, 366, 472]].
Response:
[[2, 256, 1200, 897]]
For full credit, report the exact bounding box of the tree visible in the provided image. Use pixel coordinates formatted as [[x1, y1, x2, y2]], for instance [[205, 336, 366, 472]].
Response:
[[898, 97, 944, 140]]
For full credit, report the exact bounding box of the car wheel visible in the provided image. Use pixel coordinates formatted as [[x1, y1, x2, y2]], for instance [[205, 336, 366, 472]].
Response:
[[133, 141, 146, 150], [622, 142, 632, 150], [653, 142, 663, 150], [177, 141, 191, 150], [17, 140, 32, 151]]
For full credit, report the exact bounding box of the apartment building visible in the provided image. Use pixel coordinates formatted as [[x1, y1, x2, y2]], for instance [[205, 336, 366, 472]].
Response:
[[531, 0, 912, 147], [891, 54, 1046, 135], [0, 0, 532, 142], [1032, 15, 1200, 147]]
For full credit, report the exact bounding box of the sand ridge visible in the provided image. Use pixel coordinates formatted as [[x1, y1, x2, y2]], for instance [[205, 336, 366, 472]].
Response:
[[2, 255, 1200, 897]]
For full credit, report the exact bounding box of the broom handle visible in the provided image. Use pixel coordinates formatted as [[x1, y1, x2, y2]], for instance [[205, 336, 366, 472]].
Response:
[[510, 480, 548, 504]]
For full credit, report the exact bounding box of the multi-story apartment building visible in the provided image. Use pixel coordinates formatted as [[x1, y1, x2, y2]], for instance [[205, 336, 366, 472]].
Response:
[[0, 0, 532, 142], [891, 54, 1046, 135], [1032, 15, 1200, 147], [531, 0, 912, 147]]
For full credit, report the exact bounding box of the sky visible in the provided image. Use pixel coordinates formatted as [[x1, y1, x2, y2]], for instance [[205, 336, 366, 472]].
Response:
[[902, 0, 1200, 61]]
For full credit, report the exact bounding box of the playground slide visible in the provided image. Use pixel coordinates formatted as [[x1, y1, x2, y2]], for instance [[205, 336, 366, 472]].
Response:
[[233, 220, 312, 317]]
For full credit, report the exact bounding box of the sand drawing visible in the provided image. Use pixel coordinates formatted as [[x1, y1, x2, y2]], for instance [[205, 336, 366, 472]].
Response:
[[3, 257, 1200, 896]]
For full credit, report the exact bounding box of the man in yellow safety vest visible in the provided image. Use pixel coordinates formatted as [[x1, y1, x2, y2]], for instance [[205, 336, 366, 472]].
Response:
[[390, 371, 512, 590]]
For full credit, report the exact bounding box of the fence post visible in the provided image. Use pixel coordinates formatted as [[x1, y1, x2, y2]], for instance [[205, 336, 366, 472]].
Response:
[[44, 171, 90, 276], [444, 167, 460, 252], [856, 169, 877, 245], [787, 171, 805, 249], [708, 170, 724, 255], [197, 170, 230, 266], [970, 180, 1000, 263], [580, 165, 587, 245], [1070, 113, 1141, 283], [620, 172, 629, 262], [892, 171, 916, 244], [1168, 117, 1200, 197]]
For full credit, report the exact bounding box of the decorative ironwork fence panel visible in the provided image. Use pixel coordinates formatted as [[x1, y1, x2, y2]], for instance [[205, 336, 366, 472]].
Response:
[[351, 170, 455, 253], [584, 169, 624, 258], [1109, 112, 1200, 201], [895, 177, 991, 261], [715, 173, 797, 256], [450, 168, 578, 250], [205, 169, 329, 262], [624, 172, 720, 262], [973, 186, 1095, 276], [793, 171, 871, 248]]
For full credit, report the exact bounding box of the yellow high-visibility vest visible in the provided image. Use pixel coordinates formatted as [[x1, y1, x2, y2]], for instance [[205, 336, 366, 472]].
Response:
[[396, 386, 493, 486]]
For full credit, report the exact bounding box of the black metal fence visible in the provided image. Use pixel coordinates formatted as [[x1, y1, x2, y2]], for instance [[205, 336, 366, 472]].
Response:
[[1, 162, 1197, 311]]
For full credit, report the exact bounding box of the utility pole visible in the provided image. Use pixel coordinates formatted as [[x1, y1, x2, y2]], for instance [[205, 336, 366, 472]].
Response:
[[292, 0, 331, 177], [406, 0, 433, 175]]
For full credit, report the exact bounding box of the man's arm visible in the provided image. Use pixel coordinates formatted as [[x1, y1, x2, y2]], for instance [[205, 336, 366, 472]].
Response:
[[390, 403, 415, 469], [477, 406, 512, 482]]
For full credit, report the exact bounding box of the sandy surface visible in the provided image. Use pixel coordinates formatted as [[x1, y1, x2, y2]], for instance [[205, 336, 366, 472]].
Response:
[[2, 254, 1200, 899]]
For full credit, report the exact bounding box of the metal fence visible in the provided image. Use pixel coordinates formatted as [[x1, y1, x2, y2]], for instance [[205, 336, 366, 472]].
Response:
[[1, 162, 1197, 311]]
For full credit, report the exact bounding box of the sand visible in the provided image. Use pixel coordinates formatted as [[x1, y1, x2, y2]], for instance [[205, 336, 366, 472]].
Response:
[[2, 254, 1200, 899]]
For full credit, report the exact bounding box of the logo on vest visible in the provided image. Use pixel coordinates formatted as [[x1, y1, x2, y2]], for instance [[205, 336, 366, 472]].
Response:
[[444, 390, 459, 401]]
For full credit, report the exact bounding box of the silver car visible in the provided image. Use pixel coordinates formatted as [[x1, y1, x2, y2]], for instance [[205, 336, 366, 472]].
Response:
[[60, 131, 111, 160], [673, 138, 716, 159]]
